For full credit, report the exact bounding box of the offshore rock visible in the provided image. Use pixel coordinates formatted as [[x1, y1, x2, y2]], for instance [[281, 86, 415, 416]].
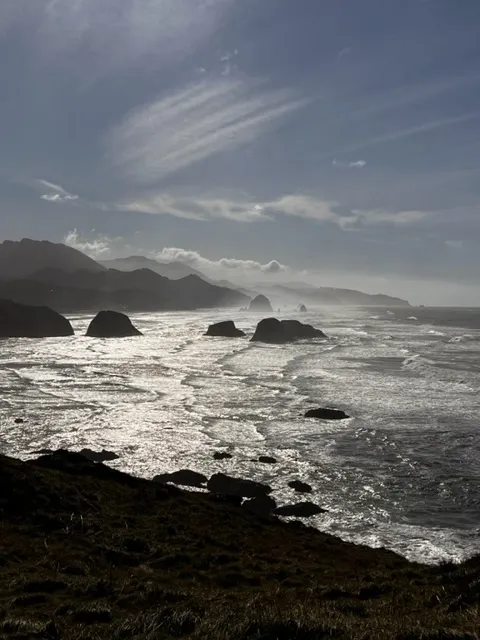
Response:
[[249, 294, 273, 312], [0, 299, 74, 338], [206, 321, 246, 337], [258, 456, 277, 464], [305, 408, 349, 420], [288, 480, 313, 494], [251, 318, 326, 344], [86, 311, 142, 338]]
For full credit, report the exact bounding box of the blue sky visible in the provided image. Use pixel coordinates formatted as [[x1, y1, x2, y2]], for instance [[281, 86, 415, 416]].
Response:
[[1, 0, 480, 304]]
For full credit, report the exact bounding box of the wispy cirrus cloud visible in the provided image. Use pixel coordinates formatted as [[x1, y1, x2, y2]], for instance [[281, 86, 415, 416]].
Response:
[[107, 78, 308, 183], [34, 179, 79, 203], [116, 192, 268, 222], [1, 0, 233, 78], [343, 111, 480, 153], [332, 159, 366, 168], [115, 191, 430, 229]]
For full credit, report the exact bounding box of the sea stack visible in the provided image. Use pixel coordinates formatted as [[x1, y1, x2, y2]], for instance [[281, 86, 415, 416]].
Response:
[[205, 321, 246, 337], [0, 299, 74, 338], [86, 311, 142, 338], [251, 318, 326, 344], [249, 294, 273, 312]]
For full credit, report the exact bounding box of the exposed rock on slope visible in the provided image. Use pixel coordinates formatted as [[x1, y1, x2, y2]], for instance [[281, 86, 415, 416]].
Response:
[[86, 311, 142, 338], [0, 299, 74, 338], [206, 321, 246, 337], [251, 318, 326, 343]]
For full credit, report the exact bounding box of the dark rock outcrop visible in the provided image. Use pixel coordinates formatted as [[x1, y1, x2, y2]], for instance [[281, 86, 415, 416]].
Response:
[[153, 470, 208, 489], [14, 418, 25, 424], [0, 299, 74, 338], [288, 480, 313, 494], [258, 456, 277, 464], [78, 448, 119, 463], [251, 318, 326, 344], [305, 408, 349, 420], [86, 311, 142, 338], [32, 450, 138, 486], [249, 294, 273, 312], [274, 502, 327, 518], [207, 473, 272, 499], [299, 304, 307, 312], [31, 448, 119, 463], [242, 495, 277, 518], [213, 452, 233, 460], [206, 321, 246, 338]]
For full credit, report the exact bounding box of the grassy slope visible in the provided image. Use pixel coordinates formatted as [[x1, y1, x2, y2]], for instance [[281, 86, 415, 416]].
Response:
[[0, 452, 478, 640]]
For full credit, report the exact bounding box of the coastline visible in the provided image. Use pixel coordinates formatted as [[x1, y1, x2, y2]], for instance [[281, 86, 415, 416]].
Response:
[[0, 450, 478, 639]]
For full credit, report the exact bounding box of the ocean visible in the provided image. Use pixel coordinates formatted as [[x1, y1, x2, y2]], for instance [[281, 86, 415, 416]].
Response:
[[1, 306, 479, 565]]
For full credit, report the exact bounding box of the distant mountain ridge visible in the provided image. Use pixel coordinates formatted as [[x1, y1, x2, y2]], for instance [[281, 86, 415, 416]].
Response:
[[0, 239, 410, 310], [0, 238, 105, 279], [0, 240, 249, 312], [101, 255, 257, 298], [100, 256, 205, 280], [260, 284, 410, 307]]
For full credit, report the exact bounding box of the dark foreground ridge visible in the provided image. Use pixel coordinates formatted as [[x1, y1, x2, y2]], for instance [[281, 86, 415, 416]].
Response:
[[0, 451, 479, 640]]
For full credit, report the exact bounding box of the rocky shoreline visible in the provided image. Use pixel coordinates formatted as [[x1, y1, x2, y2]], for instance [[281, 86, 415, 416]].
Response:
[[0, 450, 478, 639]]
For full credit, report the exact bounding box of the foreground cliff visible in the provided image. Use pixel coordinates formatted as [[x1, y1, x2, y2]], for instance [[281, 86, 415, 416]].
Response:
[[0, 451, 478, 639]]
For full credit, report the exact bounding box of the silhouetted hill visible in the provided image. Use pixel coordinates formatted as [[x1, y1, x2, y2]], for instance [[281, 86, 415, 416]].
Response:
[[265, 284, 410, 307], [100, 256, 206, 280], [101, 256, 257, 297], [0, 268, 250, 312], [0, 238, 105, 279]]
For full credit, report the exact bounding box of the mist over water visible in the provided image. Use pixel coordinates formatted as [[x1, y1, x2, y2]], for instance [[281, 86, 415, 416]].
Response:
[[1, 306, 479, 565]]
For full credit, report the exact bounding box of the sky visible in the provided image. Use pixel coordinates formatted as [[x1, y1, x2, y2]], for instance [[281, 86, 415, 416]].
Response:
[[1, 0, 480, 305]]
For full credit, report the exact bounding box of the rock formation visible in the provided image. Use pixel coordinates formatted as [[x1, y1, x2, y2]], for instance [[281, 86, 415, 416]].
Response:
[[258, 456, 277, 464], [153, 470, 207, 489], [213, 452, 233, 460], [0, 299, 74, 338], [305, 408, 349, 420], [274, 502, 327, 517], [288, 480, 313, 494], [251, 318, 326, 343], [249, 294, 273, 312], [86, 311, 142, 338], [207, 473, 272, 499], [205, 321, 246, 337]]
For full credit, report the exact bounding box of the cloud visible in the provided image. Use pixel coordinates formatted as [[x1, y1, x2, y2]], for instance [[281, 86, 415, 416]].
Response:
[[2, 0, 233, 80], [35, 179, 79, 202], [338, 47, 352, 57], [332, 159, 367, 168], [155, 247, 288, 275], [343, 111, 480, 153], [115, 191, 430, 229], [445, 240, 464, 249], [64, 229, 120, 259], [116, 192, 270, 222], [107, 77, 308, 183]]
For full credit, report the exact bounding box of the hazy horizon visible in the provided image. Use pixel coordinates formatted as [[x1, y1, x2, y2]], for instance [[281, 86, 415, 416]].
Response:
[[1, 1, 479, 306]]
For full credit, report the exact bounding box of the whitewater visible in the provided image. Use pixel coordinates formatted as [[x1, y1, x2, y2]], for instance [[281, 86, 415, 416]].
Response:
[[1, 306, 479, 565]]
